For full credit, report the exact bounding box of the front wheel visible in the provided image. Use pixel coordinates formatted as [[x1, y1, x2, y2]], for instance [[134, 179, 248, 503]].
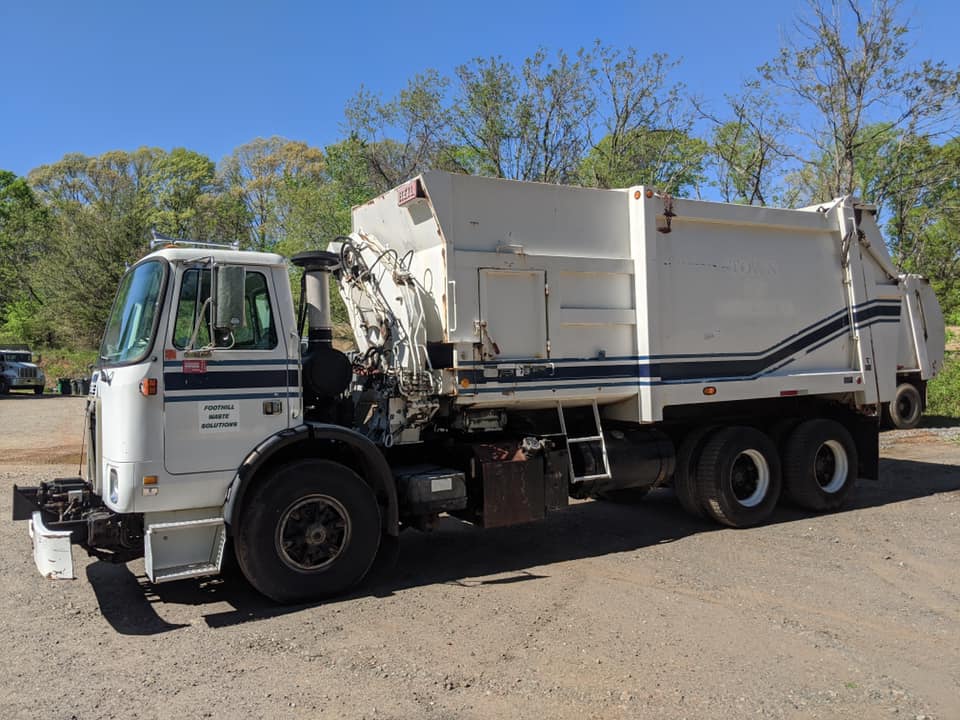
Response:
[[235, 459, 381, 604], [33, 386, 43, 396], [695, 427, 782, 528], [0, 379, 8, 394], [783, 419, 858, 512]]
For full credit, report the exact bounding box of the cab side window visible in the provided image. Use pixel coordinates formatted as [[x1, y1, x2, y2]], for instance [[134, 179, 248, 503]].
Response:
[[173, 269, 278, 350]]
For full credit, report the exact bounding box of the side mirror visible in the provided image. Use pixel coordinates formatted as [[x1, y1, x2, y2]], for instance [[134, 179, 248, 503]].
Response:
[[214, 265, 246, 331]]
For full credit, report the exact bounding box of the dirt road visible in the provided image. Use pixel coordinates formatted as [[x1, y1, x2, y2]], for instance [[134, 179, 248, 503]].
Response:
[[0, 397, 957, 719]]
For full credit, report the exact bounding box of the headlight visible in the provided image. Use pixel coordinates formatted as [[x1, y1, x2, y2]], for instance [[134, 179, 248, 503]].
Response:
[[108, 468, 119, 504]]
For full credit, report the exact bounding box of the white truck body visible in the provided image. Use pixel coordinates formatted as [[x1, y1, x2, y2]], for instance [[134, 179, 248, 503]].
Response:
[[343, 172, 908, 428]]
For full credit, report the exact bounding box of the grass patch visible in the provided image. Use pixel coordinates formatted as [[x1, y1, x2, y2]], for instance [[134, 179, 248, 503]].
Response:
[[35, 347, 99, 391], [926, 351, 960, 419]]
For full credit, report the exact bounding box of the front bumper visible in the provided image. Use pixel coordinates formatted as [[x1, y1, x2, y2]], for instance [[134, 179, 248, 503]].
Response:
[[13, 482, 84, 581], [28, 511, 74, 579], [10, 378, 44, 388]]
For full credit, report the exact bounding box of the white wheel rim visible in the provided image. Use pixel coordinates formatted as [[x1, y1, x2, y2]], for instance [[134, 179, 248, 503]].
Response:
[[816, 440, 848, 494], [731, 449, 770, 507]]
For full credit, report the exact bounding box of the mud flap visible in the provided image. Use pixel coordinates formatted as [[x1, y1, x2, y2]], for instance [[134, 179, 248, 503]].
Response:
[[29, 511, 75, 580]]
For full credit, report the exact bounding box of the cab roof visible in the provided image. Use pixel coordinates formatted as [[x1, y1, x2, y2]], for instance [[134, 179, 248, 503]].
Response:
[[145, 247, 287, 267]]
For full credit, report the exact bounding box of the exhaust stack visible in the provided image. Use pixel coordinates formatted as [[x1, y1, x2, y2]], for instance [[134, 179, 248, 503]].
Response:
[[291, 251, 351, 404]]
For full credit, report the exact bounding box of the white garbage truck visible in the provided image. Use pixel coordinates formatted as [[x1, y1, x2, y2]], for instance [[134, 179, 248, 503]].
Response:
[[13, 171, 945, 603]]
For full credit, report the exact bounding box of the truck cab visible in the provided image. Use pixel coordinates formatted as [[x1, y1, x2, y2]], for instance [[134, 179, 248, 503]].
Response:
[[89, 247, 298, 506], [0, 347, 45, 395]]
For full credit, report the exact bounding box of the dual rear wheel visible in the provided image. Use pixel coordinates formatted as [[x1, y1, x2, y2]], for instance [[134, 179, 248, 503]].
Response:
[[679, 419, 857, 527]]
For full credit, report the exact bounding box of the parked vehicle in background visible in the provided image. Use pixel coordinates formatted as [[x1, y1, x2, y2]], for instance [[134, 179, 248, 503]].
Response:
[[0, 346, 45, 395]]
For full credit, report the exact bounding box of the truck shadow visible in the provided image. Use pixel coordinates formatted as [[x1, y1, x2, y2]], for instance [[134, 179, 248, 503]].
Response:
[[86, 455, 960, 635]]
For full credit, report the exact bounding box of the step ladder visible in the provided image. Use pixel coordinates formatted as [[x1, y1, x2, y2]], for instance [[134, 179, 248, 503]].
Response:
[[557, 400, 612, 483]]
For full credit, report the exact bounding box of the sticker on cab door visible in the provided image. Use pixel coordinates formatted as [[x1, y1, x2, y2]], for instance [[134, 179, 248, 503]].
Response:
[[199, 402, 239, 433]]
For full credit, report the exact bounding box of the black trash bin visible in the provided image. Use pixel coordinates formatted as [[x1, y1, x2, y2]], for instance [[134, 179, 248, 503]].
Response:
[[58, 378, 72, 395], [77, 378, 90, 395], [70, 379, 80, 395]]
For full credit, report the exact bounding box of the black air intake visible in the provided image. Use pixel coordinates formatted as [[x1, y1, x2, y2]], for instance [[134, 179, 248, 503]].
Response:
[[291, 251, 352, 401]]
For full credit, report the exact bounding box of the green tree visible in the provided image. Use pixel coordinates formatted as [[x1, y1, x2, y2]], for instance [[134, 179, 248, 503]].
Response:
[[578, 128, 706, 194], [762, 0, 960, 201], [451, 49, 595, 183], [0, 170, 51, 340], [344, 71, 451, 191], [220, 137, 326, 251], [697, 83, 792, 205], [146, 147, 217, 238], [581, 46, 702, 192], [28, 150, 157, 345]]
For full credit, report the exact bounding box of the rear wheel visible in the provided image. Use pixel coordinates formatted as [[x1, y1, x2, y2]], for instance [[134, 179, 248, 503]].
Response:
[[887, 382, 922, 429], [235, 459, 381, 604], [695, 426, 781, 528], [673, 426, 717, 518], [783, 419, 858, 511]]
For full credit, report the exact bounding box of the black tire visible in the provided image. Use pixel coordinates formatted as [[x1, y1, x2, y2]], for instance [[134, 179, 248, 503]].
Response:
[[0, 379, 8, 395], [595, 486, 650, 503], [888, 382, 922, 429], [769, 417, 802, 454], [673, 425, 717, 518], [33, 386, 43, 396], [695, 426, 782, 528], [235, 459, 381, 604], [783, 419, 858, 512]]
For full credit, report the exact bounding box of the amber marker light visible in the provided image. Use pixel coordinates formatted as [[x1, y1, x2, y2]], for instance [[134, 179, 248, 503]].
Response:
[[645, 189, 654, 198], [702, 386, 717, 396], [634, 190, 642, 199], [139, 378, 158, 396], [142, 476, 158, 486], [459, 377, 471, 388]]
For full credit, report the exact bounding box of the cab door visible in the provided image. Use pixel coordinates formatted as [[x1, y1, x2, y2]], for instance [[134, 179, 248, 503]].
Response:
[[163, 266, 293, 475]]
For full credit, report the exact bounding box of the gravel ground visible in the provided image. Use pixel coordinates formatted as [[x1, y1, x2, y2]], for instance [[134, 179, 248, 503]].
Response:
[[0, 396, 958, 720]]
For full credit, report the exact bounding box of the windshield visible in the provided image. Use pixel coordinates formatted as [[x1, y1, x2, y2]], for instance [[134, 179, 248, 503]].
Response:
[[99, 260, 166, 365], [1, 353, 31, 363]]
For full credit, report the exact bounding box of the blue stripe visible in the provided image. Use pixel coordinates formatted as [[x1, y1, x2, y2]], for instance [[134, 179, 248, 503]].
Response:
[[164, 368, 298, 391], [162, 358, 290, 368], [164, 391, 296, 403], [462, 305, 901, 392], [458, 298, 900, 366]]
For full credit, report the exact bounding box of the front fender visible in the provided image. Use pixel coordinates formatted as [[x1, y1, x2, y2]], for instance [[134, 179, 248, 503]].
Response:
[[223, 423, 399, 536]]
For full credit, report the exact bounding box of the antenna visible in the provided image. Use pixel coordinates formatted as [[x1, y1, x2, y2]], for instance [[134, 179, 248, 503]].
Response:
[[150, 229, 240, 251]]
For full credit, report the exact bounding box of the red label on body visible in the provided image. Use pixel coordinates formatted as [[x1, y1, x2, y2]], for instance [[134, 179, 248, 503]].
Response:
[[183, 359, 207, 374]]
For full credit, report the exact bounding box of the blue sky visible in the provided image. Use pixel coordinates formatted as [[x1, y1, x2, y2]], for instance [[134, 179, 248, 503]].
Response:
[[2, 0, 958, 177]]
